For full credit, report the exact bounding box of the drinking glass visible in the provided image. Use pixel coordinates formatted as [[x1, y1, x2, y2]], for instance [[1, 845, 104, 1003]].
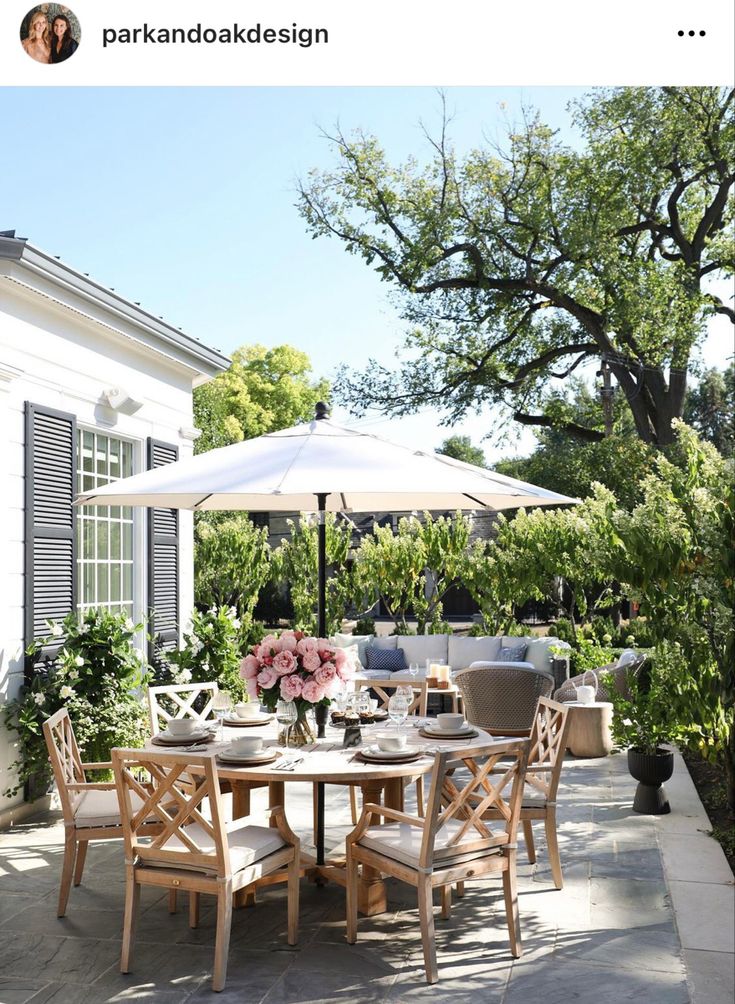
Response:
[[212, 691, 232, 741], [387, 693, 409, 729], [276, 700, 298, 749], [408, 661, 419, 680]]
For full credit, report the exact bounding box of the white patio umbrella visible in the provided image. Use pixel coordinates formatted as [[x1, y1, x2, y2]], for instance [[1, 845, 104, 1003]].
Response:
[[76, 403, 578, 861]]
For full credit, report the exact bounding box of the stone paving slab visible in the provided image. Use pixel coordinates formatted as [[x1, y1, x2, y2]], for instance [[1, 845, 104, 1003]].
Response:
[[0, 748, 730, 1002]]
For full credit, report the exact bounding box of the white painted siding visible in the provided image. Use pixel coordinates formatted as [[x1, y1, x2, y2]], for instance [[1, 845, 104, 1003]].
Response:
[[0, 276, 203, 813]]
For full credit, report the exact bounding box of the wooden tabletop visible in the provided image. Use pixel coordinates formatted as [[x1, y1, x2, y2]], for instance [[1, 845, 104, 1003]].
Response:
[[146, 720, 498, 784]]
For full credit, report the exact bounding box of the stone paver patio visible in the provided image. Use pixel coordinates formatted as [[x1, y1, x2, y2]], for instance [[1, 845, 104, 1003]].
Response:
[[1, 751, 732, 1003]]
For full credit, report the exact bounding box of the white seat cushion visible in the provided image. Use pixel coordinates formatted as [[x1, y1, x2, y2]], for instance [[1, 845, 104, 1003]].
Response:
[[74, 788, 144, 828], [448, 636, 502, 670], [359, 819, 499, 870], [147, 821, 286, 874]]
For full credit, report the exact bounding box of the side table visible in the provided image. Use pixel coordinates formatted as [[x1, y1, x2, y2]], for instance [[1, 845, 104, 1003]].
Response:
[[565, 701, 614, 757]]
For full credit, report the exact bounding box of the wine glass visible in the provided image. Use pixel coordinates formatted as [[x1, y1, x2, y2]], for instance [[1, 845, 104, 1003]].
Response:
[[212, 691, 232, 741], [276, 700, 298, 749], [408, 661, 419, 680], [387, 693, 409, 729]]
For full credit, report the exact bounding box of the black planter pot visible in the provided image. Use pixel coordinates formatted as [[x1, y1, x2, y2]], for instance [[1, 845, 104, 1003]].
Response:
[[627, 747, 674, 814]]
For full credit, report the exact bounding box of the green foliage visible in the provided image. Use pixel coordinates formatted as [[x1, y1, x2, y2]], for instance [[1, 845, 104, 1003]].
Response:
[[194, 344, 330, 454], [604, 650, 686, 755], [3, 609, 149, 798], [194, 513, 271, 647], [167, 606, 245, 701], [352, 512, 472, 633], [353, 616, 376, 635], [426, 620, 453, 635], [300, 88, 734, 446], [570, 637, 618, 676], [683, 365, 734, 458], [436, 435, 487, 468], [272, 514, 354, 635]]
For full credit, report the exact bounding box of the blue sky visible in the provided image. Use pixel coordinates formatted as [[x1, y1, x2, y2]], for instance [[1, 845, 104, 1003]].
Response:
[[1, 87, 728, 460]]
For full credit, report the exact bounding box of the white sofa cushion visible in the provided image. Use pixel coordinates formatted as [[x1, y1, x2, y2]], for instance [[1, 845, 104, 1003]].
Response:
[[332, 633, 373, 667], [369, 636, 398, 650], [359, 820, 499, 870], [522, 637, 561, 674], [396, 635, 448, 666], [448, 636, 502, 670], [466, 660, 538, 674], [147, 822, 285, 874]]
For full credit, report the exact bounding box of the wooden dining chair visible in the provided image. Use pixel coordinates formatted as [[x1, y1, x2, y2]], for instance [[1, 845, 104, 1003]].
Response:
[[345, 737, 529, 984], [466, 696, 572, 889], [42, 708, 162, 917], [113, 747, 300, 993], [349, 678, 430, 822], [147, 682, 219, 735]]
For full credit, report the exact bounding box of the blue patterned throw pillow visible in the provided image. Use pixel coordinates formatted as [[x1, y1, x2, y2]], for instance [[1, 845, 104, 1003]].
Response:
[[365, 647, 407, 673], [498, 643, 528, 662]]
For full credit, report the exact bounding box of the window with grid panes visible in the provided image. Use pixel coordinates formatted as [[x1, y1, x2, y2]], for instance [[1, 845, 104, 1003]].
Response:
[[76, 430, 135, 616]]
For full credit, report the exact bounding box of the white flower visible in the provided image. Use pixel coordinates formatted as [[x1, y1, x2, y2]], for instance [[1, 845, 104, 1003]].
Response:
[[74, 656, 85, 667], [60, 685, 74, 700], [231, 618, 241, 630], [602, 633, 612, 644], [201, 661, 210, 674], [33, 693, 46, 706], [191, 639, 204, 656], [68, 669, 79, 681], [124, 618, 135, 632], [78, 623, 89, 634], [178, 668, 192, 683], [48, 622, 64, 638]]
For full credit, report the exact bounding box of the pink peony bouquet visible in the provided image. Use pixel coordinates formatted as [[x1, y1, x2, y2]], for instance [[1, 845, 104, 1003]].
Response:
[[239, 631, 355, 714]]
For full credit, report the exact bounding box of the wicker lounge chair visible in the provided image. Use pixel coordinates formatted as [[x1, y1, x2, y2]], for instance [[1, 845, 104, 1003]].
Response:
[[454, 663, 554, 736]]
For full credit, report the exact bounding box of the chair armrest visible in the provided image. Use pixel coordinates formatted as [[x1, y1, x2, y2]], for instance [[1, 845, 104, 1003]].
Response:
[[81, 761, 113, 771]]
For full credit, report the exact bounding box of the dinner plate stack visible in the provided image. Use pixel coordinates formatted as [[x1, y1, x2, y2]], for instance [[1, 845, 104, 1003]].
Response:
[[152, 728, 215, 746], [222, 714, 273, 727], [357, 746, 424, 764], [216, 747, 281, 766], [418, 724, 479, 740]]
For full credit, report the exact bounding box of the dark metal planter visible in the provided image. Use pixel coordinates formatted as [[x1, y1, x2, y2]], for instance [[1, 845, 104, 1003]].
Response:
[[628, 747, 674, 814]]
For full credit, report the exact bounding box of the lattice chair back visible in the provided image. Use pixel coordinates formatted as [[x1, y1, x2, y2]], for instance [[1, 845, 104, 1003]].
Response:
[[113, 749, 230, 877], [147, 682, 219, 735], [353, 678, 429, 717], [525, 697, 571, 802], [43, 707, 87, 824], [420, 739, 529, 872]]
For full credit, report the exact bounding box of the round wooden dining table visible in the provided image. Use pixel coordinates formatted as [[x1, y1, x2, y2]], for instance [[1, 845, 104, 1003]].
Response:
[[148, 719, 497, 916]]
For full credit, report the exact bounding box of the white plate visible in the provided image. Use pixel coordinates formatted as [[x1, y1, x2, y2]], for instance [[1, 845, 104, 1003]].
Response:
[[359, 749, 423, 764], [223, 714, 273, 727], [420, 725, 478, 739], [217, 747, 279, 764], [362, 745, 418, 760], [155, 728, 212, 744]]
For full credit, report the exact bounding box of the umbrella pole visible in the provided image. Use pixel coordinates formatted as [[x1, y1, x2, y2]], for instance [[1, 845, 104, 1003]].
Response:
[[315, 492, 328, 868]]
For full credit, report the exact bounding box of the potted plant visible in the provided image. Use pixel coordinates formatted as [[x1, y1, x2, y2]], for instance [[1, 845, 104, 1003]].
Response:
[[604, 657, 682, 814]]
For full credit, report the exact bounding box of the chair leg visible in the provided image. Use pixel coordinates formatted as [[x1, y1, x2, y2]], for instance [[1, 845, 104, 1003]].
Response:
[[455, 881, 465, 898], [417, 875, 438, 984], [312, 783, 320, 845], [287, 854, 300, 945], [212, 880, 234, 993], [440, 885, 451, 920], [502, 854, 522, 959], [522, 819, 536, 864], [349, 786, 358, 826], [545, 808, 563, 890], [415, 776, 425, 817], [57, 829, 76, 917], [189, 891, 200, 929], [73, 840, 88, 887], [120, 867, 141, 973], [168, 888, 178, 914], [345, 852, 358, 944]]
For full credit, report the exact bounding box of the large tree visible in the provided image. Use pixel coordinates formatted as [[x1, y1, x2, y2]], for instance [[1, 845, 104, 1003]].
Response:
[[300, 88, 734, 446], [683, 364, 734, 457], [436, 434, 487, 467], [194, 343, 330, 453]]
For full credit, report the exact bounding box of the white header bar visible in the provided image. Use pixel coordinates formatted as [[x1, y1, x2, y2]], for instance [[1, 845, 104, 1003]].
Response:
[[2, 0, 733, 86]]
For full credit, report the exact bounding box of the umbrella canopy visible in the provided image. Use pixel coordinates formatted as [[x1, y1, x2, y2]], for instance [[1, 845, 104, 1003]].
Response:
[[75, 413, 578, 513]]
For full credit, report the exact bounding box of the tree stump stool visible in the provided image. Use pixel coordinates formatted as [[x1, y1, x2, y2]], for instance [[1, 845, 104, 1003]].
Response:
[[565, 701, 614, 757]]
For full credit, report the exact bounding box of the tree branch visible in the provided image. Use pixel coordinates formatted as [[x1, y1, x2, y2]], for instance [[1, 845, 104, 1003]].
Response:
[[512, 411, 605, 442]]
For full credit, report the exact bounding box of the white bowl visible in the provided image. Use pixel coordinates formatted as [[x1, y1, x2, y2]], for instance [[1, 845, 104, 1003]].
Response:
[[167, 719, 197, 736], [235, 702, 262, 719], [436, 713, 465, 731], [376, 731, 407, 752], [230, 736, 263, 755]]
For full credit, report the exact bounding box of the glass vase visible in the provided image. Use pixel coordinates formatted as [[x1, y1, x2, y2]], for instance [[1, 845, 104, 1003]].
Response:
[[279, 705, 316, 747]]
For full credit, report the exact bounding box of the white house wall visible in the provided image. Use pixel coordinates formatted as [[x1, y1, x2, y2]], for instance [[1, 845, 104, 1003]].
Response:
[[0, 279, 199, 815]]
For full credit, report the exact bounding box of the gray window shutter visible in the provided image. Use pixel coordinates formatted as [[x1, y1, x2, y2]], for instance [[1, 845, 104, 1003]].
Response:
[[24, 403, 77, 672], [147, 439, 179, 665]]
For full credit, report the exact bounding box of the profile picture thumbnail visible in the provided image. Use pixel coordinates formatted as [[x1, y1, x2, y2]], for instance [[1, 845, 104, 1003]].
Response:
[[20, 4, 81, 64]]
